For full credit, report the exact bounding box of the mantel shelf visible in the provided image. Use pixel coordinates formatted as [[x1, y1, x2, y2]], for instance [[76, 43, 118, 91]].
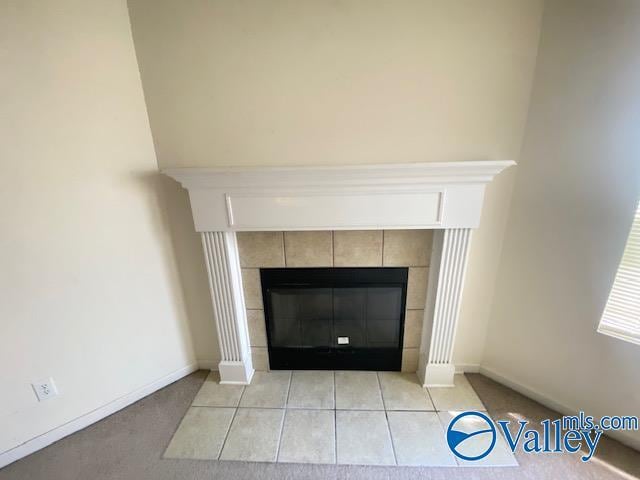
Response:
[[163, 160, 515, 190]]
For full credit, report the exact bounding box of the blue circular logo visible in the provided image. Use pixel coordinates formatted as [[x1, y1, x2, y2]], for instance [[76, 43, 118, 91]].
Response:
[[446, 411, 497, 461]]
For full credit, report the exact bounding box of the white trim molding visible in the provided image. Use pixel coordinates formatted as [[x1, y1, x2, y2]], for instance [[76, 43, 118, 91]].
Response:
[[164, 161, 514, 232], [479, 366, 640, 451], [454, 363, 481, 374], [0, 363, 200, 469], [165, 161, 514, 388], [201, 232, 254, 384], [418, 229, 473, 387], [195, 359, 220, 371]]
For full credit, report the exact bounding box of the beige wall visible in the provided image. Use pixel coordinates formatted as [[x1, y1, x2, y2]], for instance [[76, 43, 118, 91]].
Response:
[[127, 0, 544, 368], [0, 0, 196, 454], [483, 0, 640, 449]]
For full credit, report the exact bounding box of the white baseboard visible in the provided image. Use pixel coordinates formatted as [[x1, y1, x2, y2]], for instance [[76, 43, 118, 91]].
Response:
[[455, 363, 480, 373], [479, 365, 640, 452], [4, 361, 635, 470], [0, 362, 200, 469], [196, 359, 219, 370]]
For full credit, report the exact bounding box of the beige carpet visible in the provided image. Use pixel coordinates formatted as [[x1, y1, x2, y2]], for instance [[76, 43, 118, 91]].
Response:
[[0, 371, 638, 480]]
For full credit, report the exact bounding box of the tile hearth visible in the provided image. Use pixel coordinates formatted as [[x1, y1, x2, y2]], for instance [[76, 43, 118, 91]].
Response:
[[164, 371, 517, 467]]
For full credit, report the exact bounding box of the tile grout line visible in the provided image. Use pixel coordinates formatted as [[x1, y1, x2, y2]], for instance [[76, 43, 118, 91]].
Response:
[[371, 371, 384, 410], [216, 383, 246, 459], [384, 409, 399, 466], [333, 371, 338, 464], [376, 371, 399, 465], [226, 405, 404, 411], [284, 370, 293, 408], [424, 382, 438, 412], [331, 370, 336, 409], [236, 383, 248, 407], [376, 372, 387, 410], [217, 404, 240, 460], [282, 231, 287, 267], [274, 406, 287, 462], [331, 231, 335, 267]]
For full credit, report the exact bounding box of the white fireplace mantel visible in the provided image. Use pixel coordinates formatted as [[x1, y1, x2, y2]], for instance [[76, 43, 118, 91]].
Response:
[[164, 161, 514, 232], [164, 161, 514, 387]]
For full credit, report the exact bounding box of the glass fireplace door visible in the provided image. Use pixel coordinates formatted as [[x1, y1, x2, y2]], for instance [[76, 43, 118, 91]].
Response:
[[261, 268, 408, 371]]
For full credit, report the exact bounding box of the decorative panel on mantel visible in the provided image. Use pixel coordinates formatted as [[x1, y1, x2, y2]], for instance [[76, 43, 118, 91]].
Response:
[[164, 161, 514, 232]]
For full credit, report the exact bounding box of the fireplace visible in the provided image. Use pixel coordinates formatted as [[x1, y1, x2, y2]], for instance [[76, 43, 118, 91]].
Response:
[[163, 160, 514, 386], [261, 267, 408, 371]]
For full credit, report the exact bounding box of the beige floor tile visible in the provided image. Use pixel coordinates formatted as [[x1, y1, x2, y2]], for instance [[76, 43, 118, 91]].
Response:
[[191, 371, 244, 407], [378, 372, 434, 410], [336, 410, 395, 465], [387, 411, 457, 466], [428, 374, 486, 411], [237, 231, 284, 267], [164, 407, 235, 460], [287, 371, 335, 409], [219, 408, 285, 462], [284, 231, 333, 267], [239, 371, 291, 408], [278, 409, 336, 464], [333, 230, 383, 266], [383, 230, 433, 266], [438, 411, 518, 467], [334, 371, 384, 410]]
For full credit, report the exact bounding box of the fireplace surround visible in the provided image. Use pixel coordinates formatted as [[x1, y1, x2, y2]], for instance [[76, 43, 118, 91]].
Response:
[[238, 229, 432, 373], [164, 161, 514, 387]]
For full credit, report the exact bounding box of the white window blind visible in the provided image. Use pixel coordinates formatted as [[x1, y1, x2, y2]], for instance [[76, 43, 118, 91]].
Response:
[[598, 201, 640, 346]]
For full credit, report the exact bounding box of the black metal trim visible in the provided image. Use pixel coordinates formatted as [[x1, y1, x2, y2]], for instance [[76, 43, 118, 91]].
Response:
[[260, 267, 408, 371]]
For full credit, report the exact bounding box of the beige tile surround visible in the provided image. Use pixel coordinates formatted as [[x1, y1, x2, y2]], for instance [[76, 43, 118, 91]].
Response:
[[238, 230, 432, 372]]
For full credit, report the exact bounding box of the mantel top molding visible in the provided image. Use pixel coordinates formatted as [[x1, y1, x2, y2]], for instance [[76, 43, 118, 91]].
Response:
[[163, 160, 515, 190], [163, 160, 515, 232]]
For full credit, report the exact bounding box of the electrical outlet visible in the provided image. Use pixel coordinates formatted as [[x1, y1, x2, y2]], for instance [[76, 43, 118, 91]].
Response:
[[32, 378, 58, 402]]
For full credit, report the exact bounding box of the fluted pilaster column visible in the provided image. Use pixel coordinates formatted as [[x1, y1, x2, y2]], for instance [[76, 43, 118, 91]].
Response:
[[419, 228, 472, 387], [201, 231, 254, 384]]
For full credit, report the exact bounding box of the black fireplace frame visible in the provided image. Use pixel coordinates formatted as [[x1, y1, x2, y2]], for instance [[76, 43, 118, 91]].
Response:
[[260, 267, 408, 371]]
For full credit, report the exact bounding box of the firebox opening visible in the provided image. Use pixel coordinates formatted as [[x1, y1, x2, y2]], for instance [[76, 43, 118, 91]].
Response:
[[261, 267, 408, 371]]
